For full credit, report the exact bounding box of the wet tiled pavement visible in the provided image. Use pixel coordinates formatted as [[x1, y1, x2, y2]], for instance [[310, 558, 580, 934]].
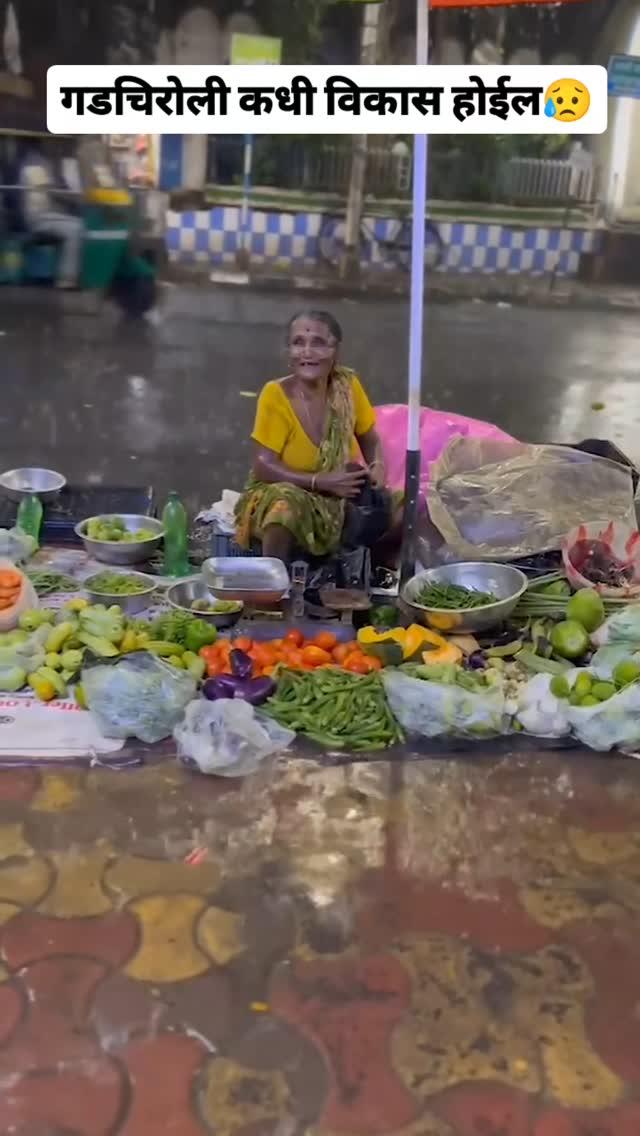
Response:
[[1, 751, 640, 1135]]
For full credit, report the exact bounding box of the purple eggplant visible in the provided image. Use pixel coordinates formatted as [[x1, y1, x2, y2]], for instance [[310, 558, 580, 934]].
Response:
[[203, 675, 238, 701], [467, 651, 487, 670], [230, 649, 254, 680], [233, 676, 276, 705], [202, 673, 276, 706]]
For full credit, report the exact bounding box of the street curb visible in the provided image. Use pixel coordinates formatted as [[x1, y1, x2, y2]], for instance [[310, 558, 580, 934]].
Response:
[[207, 268, 640, 314]]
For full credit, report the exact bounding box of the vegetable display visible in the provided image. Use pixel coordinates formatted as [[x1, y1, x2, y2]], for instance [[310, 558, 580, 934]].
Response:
[[86, 516, 158, 543], [357, 624, 460, 666], [200, 630, 381, 679], [149, 609, 218, 654], [414, 581, 498, 610], [190, 599, 242, 615], [85, 572, 153, 596], [27, 570, 80, 596], [264, 668, 404, 751]]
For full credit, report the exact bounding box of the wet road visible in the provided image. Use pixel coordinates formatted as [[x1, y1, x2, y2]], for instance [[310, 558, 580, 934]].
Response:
[[1, 284, 638, 512], [1, 752, 640, 1134]]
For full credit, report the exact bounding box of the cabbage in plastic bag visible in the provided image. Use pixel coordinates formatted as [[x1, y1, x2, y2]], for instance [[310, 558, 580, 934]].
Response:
[[174, 698, 295, 776], [382, 669, 506, 739], [82, 653, 197, 744], [0, 529, 37, 564], [515, 673, 571, 738], [591, 605, 640, 647]]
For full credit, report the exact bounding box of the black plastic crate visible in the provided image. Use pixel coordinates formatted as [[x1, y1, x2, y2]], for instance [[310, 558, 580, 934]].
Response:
[[0, 484, 156, 544]]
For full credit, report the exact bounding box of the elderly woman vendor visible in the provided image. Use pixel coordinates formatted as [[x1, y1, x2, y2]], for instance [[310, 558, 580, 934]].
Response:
[[235, 310, 387, 561]]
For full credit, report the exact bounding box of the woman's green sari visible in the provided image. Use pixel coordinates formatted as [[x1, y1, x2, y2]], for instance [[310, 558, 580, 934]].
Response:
[[235, 367, 355, 557]]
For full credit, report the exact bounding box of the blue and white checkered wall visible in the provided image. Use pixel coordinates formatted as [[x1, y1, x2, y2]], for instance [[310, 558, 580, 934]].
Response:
[[166, 207, 599, 276]]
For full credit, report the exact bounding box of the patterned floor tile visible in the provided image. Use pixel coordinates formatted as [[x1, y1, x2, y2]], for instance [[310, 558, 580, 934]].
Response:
[[124, 894, 212, 983], [30, 769, 86, 813], [119, 1033, 209, 1135], [357, 872, 554, 954], [104, 853, 221, 901], [199, 1056, 293, 1136], [0, 956, 108, 1072], [535, 1101, 640, 1135], [391, 935, 624, 1111], [429, 1083, 533, 1136], [36, 846, 114, 917], [0, 767, 39, 803], [0, 910, 138, 970], [271, 952, 418, 1134], [0, 1058, 125, 1136]]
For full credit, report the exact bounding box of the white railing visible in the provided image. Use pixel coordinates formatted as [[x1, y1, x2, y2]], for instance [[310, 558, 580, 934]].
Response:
[[500, 156, 596, 203]]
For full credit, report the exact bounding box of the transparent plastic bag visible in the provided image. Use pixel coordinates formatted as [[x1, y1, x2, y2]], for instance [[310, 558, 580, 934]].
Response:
[[591, 605, 640, 647], [174, 698, 295, 776], [426, 439, 635, 561], [567, 681, 640, 752], [0, 529, 37, 565], [590, 644, 640, 677], [82, 653, 197, 744], [382, 670, 506, 739], [514, 673, 571, 738]]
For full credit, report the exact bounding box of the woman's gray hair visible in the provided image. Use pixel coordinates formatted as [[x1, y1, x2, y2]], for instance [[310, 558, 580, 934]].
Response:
[[287, 310, 343, 343]]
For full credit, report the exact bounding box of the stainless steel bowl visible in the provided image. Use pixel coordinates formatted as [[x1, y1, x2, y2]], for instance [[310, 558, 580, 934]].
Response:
[[75, 514, 164, 565], [0, 467, 66, 503], [167, 577, 244, 629], [202, 557, 289, 606], [83, 570, 157, 615], [401, 562, 528, 633]]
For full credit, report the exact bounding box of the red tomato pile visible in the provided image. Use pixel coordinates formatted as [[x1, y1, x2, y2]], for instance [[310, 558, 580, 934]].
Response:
[[199, 628, 381, 680]]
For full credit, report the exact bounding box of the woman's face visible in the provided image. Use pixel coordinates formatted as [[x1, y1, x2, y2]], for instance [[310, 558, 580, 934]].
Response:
[[288, 318, 338, 385]]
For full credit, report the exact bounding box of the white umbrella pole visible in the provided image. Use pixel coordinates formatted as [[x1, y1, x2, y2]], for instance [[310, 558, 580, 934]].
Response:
[[400, 0, 430, 583]]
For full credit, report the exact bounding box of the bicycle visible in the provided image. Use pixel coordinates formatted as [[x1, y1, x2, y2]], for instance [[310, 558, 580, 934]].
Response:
[[318, 212, 444, 274]]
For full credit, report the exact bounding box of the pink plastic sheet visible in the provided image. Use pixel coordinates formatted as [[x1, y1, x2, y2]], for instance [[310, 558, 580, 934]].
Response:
[[374, 404, 515, 500]]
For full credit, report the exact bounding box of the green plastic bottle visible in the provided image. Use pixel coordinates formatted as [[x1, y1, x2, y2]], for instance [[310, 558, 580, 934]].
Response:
[[16, 494, 43, 543], [162, 491, 189, 577]]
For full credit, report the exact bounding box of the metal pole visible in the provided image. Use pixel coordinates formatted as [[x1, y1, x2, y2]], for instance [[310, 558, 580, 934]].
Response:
[[400, 0, 430, 583], [340, 2, 381, 281], [236, 133, 253, 271]]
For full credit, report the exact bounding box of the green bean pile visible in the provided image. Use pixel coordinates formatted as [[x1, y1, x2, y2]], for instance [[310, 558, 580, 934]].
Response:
[[415, 581, 498, 610], [264, 668, 404, 751], [87, 572, 152, 596], [27, 570, 80, 596]]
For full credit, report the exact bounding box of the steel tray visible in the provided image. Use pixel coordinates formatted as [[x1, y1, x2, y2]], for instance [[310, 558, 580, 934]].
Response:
[[202, 556, 289, 605]]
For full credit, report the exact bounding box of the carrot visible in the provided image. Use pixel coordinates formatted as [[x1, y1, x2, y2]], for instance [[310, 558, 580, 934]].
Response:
[[0, 570, 21, 588]]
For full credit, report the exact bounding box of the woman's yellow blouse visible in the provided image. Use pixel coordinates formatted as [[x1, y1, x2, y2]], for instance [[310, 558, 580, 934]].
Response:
[[251, 375, 376, 474]]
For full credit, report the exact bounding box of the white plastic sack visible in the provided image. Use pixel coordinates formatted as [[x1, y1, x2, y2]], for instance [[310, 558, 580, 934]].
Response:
[[382, 669, 506, 739], [174, 698, 295, 776], [514, 673, 571, 738]]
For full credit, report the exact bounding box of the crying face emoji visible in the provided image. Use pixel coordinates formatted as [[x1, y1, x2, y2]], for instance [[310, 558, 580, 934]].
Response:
[[544, 79, 590, 122]]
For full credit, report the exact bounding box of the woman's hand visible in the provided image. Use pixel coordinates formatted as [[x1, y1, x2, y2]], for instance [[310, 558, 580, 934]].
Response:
[[316, 468, 368, 499], [367, 461, 386, 489]]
